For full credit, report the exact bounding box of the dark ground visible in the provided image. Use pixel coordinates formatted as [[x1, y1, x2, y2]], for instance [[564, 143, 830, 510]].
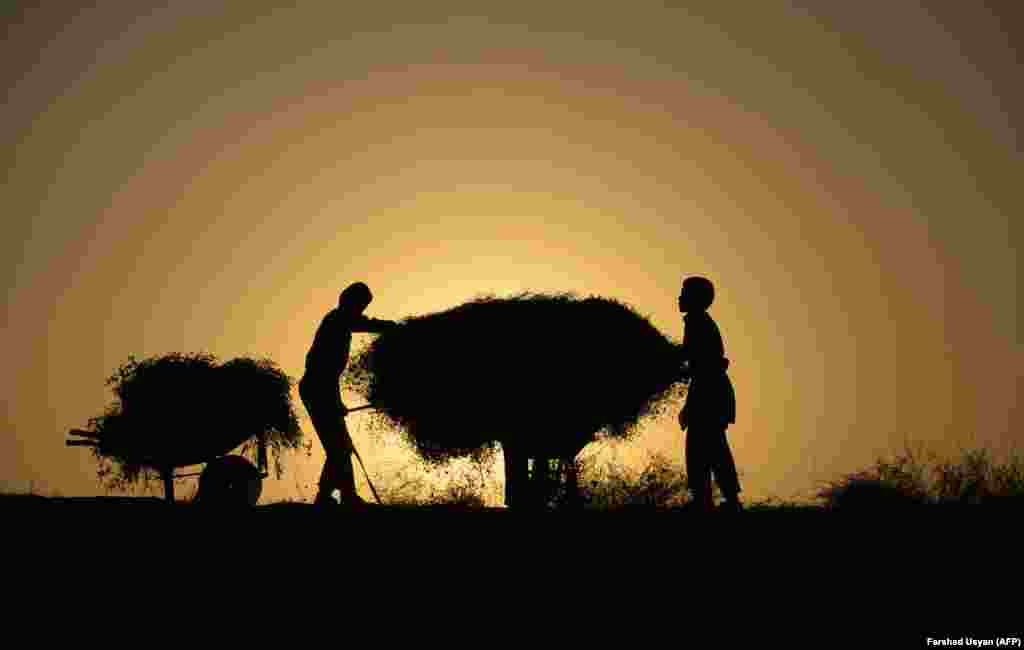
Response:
[[5, 493, 1022, 512]]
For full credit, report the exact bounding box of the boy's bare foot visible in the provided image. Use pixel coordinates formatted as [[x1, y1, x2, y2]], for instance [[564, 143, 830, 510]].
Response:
[[338, 495, 368, 509], [718, 500, 744, 513]]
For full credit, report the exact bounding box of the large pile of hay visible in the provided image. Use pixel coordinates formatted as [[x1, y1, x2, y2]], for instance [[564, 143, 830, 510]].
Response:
[[84, 353, 303, 489], [344, 293, 686, 464]]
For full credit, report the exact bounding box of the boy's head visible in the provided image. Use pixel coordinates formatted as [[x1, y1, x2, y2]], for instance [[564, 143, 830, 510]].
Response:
[[339, 282, 373, 313], [679, 276, 714, 313]]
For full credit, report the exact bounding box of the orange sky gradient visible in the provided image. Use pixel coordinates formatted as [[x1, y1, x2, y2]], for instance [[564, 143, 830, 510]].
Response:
[[3, 2, 1020, 503]]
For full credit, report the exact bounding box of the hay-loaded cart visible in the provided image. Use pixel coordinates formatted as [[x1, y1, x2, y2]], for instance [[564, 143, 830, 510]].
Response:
[[345, 293, 689, 509], [67, 426, 270, 506], [67, 353, 302, 506]]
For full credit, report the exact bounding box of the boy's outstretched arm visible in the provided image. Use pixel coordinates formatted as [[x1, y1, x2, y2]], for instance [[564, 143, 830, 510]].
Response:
[[351, 316, 401, 334]]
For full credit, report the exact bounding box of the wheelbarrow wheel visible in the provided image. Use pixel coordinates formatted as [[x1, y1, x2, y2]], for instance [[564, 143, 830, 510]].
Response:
[[196, 455, 263, 507]]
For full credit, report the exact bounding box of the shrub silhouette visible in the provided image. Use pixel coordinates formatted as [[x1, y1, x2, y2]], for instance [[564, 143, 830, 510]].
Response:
[[817, 476, 928, 510], [817, 447, 930, 510], [83, 353, 303, 492], [817, 445, 1024, 509], [932, 448, 1024, 504], [344, 292, 687, 465]]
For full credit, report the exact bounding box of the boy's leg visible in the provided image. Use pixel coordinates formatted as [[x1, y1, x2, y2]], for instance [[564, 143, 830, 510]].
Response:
[[316, 454, 358, 504], [316, 458, 338, 504], [300, 381, 337, 505], [685, 428, 714, 511], [313, 422, 349, 504], [332, 420, 360, 505], [305, 400, 358, 505], [709, 427, 742, 505]]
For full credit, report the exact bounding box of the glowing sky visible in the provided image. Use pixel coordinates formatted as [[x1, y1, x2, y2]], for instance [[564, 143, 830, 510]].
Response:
[[3, 2, 1020, 503]]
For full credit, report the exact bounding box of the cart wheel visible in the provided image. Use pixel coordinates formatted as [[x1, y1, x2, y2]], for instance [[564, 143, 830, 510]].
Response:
[[197, 455, 262, 507]]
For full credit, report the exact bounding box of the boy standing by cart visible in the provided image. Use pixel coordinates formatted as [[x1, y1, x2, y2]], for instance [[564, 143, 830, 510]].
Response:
[[300, 282, 398, 507], [677, 276, 742, 512]]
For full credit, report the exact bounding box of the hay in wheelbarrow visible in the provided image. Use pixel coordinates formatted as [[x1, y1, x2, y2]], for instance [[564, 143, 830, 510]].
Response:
[[344, 293, 687, 464], [81, 353, 303, 492]]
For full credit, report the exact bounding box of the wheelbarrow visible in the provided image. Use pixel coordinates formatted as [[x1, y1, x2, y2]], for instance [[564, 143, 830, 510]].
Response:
[[67, 426, 270, 506]]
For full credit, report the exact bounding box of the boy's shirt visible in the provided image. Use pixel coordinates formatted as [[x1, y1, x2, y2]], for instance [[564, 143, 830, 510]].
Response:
[[304, 309, 395, 383], [681, 310, 736, 425], [681, 311, 726, 377]]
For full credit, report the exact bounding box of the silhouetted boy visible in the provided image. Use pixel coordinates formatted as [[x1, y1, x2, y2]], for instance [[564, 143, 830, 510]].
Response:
[[300, 282, 398, 507], [677, 276, 742, 512]]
